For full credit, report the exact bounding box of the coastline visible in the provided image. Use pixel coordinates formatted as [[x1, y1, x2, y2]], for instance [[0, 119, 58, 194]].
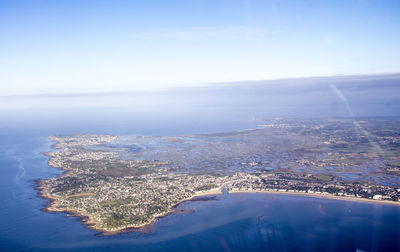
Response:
[[37, 178, 222, 235], [38, 184, 400, 236], [36, 136, 400, 236], [36, 137, 225, 235], [227, 190, 400, 206], [38, 182, 400, 236]]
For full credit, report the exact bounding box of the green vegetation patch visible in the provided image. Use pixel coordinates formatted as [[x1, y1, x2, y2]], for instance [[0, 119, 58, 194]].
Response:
[[194, 184, 218, 191]]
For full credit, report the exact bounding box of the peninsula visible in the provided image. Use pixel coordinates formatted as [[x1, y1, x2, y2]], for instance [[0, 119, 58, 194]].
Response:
[[37, 118, 400, 234]]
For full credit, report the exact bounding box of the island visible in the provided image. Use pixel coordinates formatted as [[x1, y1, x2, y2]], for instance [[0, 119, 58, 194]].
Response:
[[37, 118, 400, 234]]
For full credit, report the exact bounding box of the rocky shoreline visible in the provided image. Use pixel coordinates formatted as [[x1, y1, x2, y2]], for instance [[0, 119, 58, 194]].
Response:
[[36, 140, 217, 235], [36, 175, 220, 235]]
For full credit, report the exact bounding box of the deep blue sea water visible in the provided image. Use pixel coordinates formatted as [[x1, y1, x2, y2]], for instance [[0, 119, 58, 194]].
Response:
[[1, 134, 400, 252], [1, 76, 400, 251]]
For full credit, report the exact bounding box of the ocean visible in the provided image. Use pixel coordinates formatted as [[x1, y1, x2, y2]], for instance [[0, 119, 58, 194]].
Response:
[[1, 76, 400, 251], [1, 134, 400, 251]]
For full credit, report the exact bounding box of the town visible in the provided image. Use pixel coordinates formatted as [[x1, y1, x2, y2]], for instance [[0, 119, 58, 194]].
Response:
[[38, 118, 400, 233]]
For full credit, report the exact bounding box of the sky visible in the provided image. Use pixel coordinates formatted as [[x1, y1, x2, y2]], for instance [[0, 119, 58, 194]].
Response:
[[0, 0, 400, 95]]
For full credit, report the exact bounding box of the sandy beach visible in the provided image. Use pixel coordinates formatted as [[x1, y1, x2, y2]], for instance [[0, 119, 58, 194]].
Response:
[[227, 190, 400, 206]]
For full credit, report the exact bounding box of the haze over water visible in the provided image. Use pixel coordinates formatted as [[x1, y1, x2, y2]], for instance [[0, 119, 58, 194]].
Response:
[[2, 74, 400, 136], [1, 75, 400, 251]]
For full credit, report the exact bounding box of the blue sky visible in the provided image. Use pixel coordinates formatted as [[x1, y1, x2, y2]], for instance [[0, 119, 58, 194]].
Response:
[[0, 0, 399, 95]]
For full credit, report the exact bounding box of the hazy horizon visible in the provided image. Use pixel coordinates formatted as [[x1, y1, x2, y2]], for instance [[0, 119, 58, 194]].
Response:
[[1, 73, 399, 138], [0, 72, 399, 97]]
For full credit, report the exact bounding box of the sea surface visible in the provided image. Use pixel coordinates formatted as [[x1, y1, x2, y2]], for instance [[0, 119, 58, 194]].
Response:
[[1, 76, 400, 251], [1, 134, 400, 252]]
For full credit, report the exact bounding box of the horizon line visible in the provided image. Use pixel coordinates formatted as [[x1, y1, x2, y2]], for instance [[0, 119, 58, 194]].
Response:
[[2, 72, 400, 98]]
